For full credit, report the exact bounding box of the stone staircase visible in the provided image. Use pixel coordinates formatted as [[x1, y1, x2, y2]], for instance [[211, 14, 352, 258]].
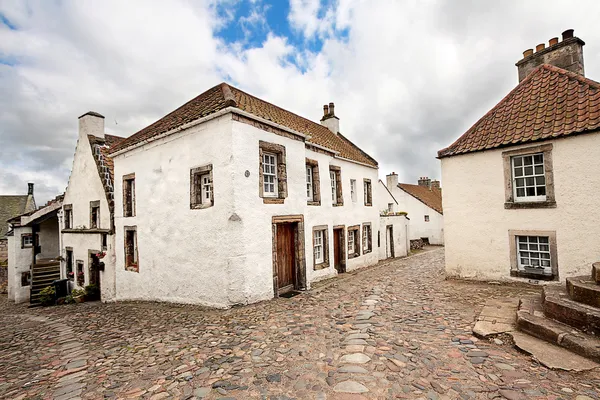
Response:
[[517, 262, 600, 362], [30, 260, 61, 306]]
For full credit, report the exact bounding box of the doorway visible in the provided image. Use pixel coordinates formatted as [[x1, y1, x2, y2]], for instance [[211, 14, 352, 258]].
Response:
[[88, 250, 101, 300], [272, 215, 306, 297], [386, 225, 395, 259], [333, 226, 346, 273]]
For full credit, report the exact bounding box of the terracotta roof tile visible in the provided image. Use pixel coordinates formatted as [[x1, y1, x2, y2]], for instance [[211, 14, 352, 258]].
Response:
[[110, 83, 378, 167], [438, 65, 600, 158], [398, 184, 443, 215]]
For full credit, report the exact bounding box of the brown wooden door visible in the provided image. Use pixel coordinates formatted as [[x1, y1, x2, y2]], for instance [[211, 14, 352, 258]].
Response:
[[276, 223, 296, 293], [333, 229, 341, 272]]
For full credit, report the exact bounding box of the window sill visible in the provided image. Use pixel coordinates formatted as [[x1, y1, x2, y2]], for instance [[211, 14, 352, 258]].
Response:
[[313, 262, 329, 271], [191, 202, 214, 210], [510, 269, 556, 281], [363, 249, 372, 255], [504, 201, 556, 209], [125, 266, 139, 273], [348, 253, 359, 259], [307, 201, 321, 206], [332, 203, 344, 207], [62, 228, 111, 234], [364, 203, 372, 207], [263, 198, 285, 204]]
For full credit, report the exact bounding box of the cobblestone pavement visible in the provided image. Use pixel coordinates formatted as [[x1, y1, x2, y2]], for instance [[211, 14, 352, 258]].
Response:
[[1, 248, 599, 400]]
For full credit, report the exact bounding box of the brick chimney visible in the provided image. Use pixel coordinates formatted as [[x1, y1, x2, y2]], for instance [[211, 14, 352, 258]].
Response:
[[516, 29, 585, 82], [27, 183, 34, 196], [418, 176, 431, 188], [78, 111, 105, 139], [320, 102, 339, 134], [386, 172, 398, 189]]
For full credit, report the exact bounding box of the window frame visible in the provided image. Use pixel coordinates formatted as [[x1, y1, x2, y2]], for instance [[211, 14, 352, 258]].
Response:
[[123, 173, 136, 217], [350, 179, 357, 203], [312, 225, 329, 270], [63, 204, 73, 229], [21, 233, 33, 248], [190, 164, 214, 209], [259, 141, 287, 204], [424, 215, 430, 222], [307, 165, 313, 201], [347, 225, 360, 259], [124, 226, 139, 273], [503, 144, 556, 209], [65, 247, 74, 280], [263, 152, 278, 197], [511, 153, 546, 202], [508, 229, 558, 280], [90, 200, 100, 229], [329, 166, 343, 207], [362, 223, 372, 254], [305, 158, 321, 206], [363, 179, 372, 206]]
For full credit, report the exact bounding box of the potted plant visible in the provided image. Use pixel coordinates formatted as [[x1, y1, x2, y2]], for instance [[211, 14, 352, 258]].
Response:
[[39, 286, 56, 306], [77, 271, 84, 286], [71, 288, 86, 303]]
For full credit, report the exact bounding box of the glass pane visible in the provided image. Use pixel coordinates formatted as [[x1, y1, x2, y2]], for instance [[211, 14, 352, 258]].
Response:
[[513, 157, 523, 167], [540, 245, 549, 251], [535, 165, 544, 175], [541, 260, 550, 267], [516, 178, 525, 187], [528, 236, 538, 243], [526, 187, 535, 196], [519, 243, 528, 250], [514, 167, 523, 177], [517, 236, 527, 244], [536, 176, 545, 185], [524, 166, 533, 176], [523, 156, 533, 166], [520, 251, 529, 258], [529, 243, 538, 250], [521, 258, 528, 264], [516, 188, 525, 197], [533, 154, 543, 164], [530, 252, 540, 259], [531, 259, 540, 267], [537, 186, 546, 196], [541, 253, 550, 259], [526, 177, 535, 186]]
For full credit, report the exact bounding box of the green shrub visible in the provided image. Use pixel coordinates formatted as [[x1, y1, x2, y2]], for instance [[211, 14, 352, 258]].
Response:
[[84, 284, 100, 300], [71, 288, 85, 298], [39, 286, 56, 306], [64, 295, 75, 304]]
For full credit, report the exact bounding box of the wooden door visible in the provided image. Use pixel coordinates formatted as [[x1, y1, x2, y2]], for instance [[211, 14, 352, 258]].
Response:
[[276, 223, 296, 293], [333, 229, 341, 272], [386, 226, 394, 258]]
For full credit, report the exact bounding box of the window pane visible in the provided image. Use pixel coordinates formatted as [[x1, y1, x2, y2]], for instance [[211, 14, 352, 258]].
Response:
[[514, 167, 523, 177], [524, 166, 533, 176], [533, 154, 543, 164], [539, 237, 549, 243], [529, 243, 538, 250], [535, 165, 544, 175], [541, 260, 550, 267], [537, 186, 546, 196], [531, 259, 540, 267], [520, 258, 528, 264], [526, 187, 536, 196], [519, 243, 528, 250], [525, 177, 535, 186], [528, 236, 538, 243], [540, 244, 549, 251], [523, 156, 533, 166], [516, 178, 525, 187], [516, 188, 525, 197], [541, 252, 550, 259], [520, 251, 529, 258], [513, 157, 522, 167]]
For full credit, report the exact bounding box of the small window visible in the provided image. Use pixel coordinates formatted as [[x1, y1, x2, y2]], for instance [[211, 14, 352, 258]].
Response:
[[348, 226, 360, 258], [362, 223, 372, 254], [101, 234, 108, 251], [191, 165, 214, 209], [512, 154, 546, 202], [21, 233, 33, 248], [90, 201, 100, 229], [330, 167, 343, 206], [123, 174, 136, 217], [388, 203, 394, 212], [330, 171, 337, 204], [305, 159, 321, 205], [63, 204, 73, 229], [76, 260, 84, 286], [348, 230, 355, 255], [424, 215, 430, 222], [350, 179, 357, 203], [363, 179, 372, 206], [517, 235, 551, 275], [263, 153, 278, 197], [66, 249, 74, 280], [306, 165, 313, 201], [125, 227, 139, 272], [21, 271, 31, 287]]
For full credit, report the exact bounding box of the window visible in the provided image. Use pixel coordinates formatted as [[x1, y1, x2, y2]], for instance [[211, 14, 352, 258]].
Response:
[[307, 166, 313, 201], [63, 204, 73, 229], [123, 174, 136, 217], [363, 179, 372, 206], [190, 164, 214, 209], [313, 226, 329, 269], [305, 159, 321, 205], [21, 271, 31, 287], [388, 203, 394, 212], [348, 225, 360, 258], [512, 154, 546, 201], [125, 226, 139, 272], [90, 200, 100, 229], [259, 141, 287, 203], [101, 234, 107, 251], [503, 144, 555, 209], [76, 260, 84, 286], [21, 233, 33, 248], [424, 215, 430, 222], [329, 166, 343, 206], [66, 248, 74, 280], [509, 230, 557, 280], [350, 179, 357, 203], [362, 223, 372, 254]]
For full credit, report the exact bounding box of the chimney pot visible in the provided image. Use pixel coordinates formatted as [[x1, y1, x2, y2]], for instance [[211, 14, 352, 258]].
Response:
[[562, 29, 574, 40], [28, 183, 34, 196], [549, 37, 559, 46], [328, 102, 335, 116], [535, 43, 545, 52], [323, 104, 329, 117], [523, 49, 534, 58]]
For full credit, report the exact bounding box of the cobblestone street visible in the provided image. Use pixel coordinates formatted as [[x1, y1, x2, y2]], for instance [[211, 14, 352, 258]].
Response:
[[1, 248, 598, 400]]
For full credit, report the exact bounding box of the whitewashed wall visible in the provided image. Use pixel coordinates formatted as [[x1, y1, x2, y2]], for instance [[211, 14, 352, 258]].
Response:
[[378, 215, 409, 260], [37, 218, 60, 260], [7, 227, 32, 303], [395, 191, 444, 245], [442, 134, 600, 282]]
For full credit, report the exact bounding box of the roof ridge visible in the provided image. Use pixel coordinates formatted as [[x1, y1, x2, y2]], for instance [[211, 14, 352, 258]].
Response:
[[220, 82, 238, 107], [541, 64, 600, 90], [337, 132, 378, 166]]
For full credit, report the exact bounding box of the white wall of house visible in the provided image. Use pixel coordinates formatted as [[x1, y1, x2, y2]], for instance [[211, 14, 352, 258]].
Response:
[[37, 218, 60, 260], [62, 116, 115, 299], [441, 134, 600, 282], [378, 215, 409, 260], [395, 191, 444, 245], [7, 227, 32, 303]]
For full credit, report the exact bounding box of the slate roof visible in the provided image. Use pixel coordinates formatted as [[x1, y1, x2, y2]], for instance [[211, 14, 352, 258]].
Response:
[[0, 195, 35, 237], [110, 83, 378, 167], [398, 184, 443, 215], [438, 64, 600, 158]]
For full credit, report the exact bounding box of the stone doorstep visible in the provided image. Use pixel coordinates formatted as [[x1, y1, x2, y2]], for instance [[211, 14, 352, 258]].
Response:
[[472, 298, 519, 338], [516, 308, 600, 363], [543, 286, 600, 335], [566, 276, 600, 308]]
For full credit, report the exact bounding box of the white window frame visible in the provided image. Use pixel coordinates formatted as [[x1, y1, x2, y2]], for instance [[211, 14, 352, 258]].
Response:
[[201, 173, 211, 201], [388, 203, 393, 212], [362, 225, 371, 252], [348, 230, 355, 255], [512, 153, 546, 202], [516, 235, 552, 275], [306, 166, 313, 201], [350, 179, 357, 202], [22, 234, 33, 247], [330, 171, 337, 204], [314, 229, 324, 264], [424, 215, 430, 222], [263, 152, 278, 197]]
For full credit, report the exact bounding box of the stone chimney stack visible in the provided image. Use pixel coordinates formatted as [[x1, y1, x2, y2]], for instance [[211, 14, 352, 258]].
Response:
[[320, 102, 339, 134], [418, 176, 431, 188], [431, 180, 441, 190], [516, 29, 585, 82], [386, 172, 398, 189], [78, 111, 105, 139], [28, 183, 34, 196]]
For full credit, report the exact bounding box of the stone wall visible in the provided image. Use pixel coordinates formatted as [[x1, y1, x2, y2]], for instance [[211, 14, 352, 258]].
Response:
[[410, 239, 424, 251], [0, 238, 7, 293]]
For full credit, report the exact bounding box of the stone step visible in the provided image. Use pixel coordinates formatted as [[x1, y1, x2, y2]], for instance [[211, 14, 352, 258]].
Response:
[[566, 275, 600, 308], [517, 296, 600, 363], [543, 286, 600, 335]]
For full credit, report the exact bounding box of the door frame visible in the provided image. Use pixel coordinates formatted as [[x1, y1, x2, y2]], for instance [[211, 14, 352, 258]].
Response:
[[386, 225, 395, 259], [271, 215, 306, 297], [333, 225, 346, 273], [88, 249, 102, 290]]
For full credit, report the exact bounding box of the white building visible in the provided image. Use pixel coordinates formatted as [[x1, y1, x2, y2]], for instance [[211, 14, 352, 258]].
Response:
[[440, 30, 599, 282], [61, 112, 125, 300], [102, 83, 404, 308], [378, 173, 443, 245]]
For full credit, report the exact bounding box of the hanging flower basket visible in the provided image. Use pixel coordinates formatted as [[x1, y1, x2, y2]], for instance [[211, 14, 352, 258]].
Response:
[[95, 251, 106, 259]]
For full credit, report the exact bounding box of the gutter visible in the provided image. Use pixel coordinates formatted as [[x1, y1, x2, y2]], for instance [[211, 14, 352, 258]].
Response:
[[334, 155, 379, 169]]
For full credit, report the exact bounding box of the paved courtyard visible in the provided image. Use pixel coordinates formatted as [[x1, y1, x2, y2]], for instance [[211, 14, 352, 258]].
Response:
[[1, 248, 598, 400]]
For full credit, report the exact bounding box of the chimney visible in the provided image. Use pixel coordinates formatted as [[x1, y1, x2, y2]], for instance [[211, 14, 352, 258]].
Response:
[[27, 183, 34, 196], [320, 102, 339, 134], [418, 176, 431, 188], [78, 111, 105, 139], [431, 180, 441, 190], [516, 29, 585, 82], [386, 172, 398, 189]]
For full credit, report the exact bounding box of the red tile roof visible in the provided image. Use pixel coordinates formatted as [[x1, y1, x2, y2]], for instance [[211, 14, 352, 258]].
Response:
[[438, 64, 600, 158], [110, 83, 378, 167], [398, 184, 443, 214]]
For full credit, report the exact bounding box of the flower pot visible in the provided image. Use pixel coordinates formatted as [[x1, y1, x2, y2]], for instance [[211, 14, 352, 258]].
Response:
[[74, 295, 85, 303]]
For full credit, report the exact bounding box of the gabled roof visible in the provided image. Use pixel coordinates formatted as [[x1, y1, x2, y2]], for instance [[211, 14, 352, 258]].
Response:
[[0, 195, 35, 237], [398, 184, 443, 214], [110, 83, 378, 167], [438, 64, 600, 158], [88, 134, 126, 219], [378, 179, 398, 205]]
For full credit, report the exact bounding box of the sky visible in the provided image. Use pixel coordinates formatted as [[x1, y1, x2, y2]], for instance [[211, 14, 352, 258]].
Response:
[[1, 0, 600, 204]]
